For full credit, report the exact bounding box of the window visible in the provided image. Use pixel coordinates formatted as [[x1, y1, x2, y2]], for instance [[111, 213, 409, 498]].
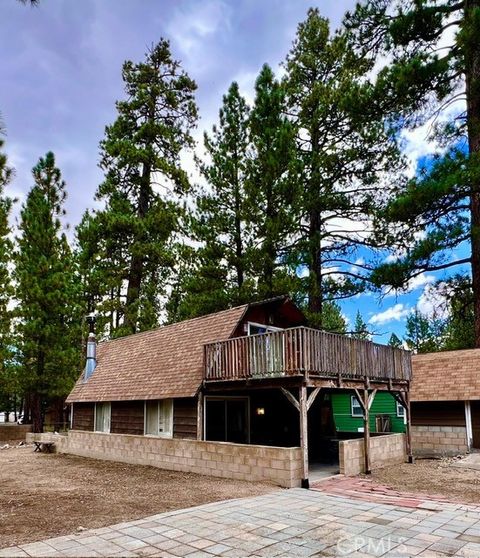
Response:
[[351, 396, 363, 417], [145, 399, 173, 437], [247, 322, 282, 335], [94, 402, 111, 433], [396, 401, 405, 418]]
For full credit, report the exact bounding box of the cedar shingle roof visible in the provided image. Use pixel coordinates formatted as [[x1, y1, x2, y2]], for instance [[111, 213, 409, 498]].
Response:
[[66, 304, 248, 403], [411, 349, 480, 402]]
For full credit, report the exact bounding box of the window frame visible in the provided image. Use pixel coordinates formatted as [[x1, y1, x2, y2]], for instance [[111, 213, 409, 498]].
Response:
[[94, 402, 111, 433], [204, 395, 251, 444], [144, 399, 173, 438], [247, 322, 283, 336], [351, 395, 364, 418], [396, 401, 406, 419]]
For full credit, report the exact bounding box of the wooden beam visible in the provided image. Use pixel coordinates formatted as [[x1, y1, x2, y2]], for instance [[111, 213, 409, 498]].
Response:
[[299, 385, 309, 488], [363, 388, 371, 474], [354, 389, 366, 412], [368, 389, 377, 411], [307, 387, 321, 411], [404, 390, 414, 463], [197, 391, 203, 441], [280, 387, 300, 411]]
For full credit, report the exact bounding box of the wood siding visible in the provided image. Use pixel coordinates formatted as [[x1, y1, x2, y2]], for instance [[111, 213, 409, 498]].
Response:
[[331, 392, 406, 433], [173, 398, 197, 439], [111, 401, 144, 435], [411, 401, 465, 427], [72, 403, 94, 431]]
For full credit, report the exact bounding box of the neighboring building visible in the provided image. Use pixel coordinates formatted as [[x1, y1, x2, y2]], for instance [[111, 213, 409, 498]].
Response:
[[331, 392, 406, 435], [64, 296, 412, 487], [411, 350, 480, 456]]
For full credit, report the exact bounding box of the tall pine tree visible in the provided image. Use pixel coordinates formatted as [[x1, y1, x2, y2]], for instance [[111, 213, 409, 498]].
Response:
[[284, 8, 402, 328], [94, 40, 197, 336], [15, 152, 79, 432], [247, 64, 299, 299], [0, 133, 16, 419]]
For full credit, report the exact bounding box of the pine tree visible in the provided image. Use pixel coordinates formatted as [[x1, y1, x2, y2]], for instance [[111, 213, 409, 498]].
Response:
[[352, 310, 370, 340], [96, 40, 197, 336], [174, 81, 252, 319], [247, 64, 299, 299], [15, 152, 80, 432], [284, 8, 401, 328], [404, 308, 442, 354], [347, 0, 480, 345], [320, 300, 347, 333], [388, 333, 403, 349], [0, 133, 16, 419]]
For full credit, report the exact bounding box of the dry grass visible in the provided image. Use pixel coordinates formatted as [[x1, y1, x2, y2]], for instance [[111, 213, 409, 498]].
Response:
[[0, 445, 275, 549], [372, 458, 480, 504]]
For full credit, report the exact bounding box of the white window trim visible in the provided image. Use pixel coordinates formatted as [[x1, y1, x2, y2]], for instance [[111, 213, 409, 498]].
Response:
[[351, 395, 363, 418], [94, 402, 111, 433], [396, 401, 406, 422], [144, 399, 173, 438], [204, 396, 251, 444], [247, 322, 283, 335]]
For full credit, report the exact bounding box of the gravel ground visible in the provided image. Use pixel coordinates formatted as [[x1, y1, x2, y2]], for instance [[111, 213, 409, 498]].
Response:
[[0, 444, 275, 549], [371, 457, 480, 504]]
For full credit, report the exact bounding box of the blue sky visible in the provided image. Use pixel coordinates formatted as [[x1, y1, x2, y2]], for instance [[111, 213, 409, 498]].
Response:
[[0, 0, 468, 343]]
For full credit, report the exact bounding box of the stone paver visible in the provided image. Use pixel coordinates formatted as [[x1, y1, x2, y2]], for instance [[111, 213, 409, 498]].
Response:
[[3, 488, 480, 557]]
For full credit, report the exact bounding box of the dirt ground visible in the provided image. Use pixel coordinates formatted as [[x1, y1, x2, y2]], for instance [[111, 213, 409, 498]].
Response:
[[0, 444, 275, 549], [372, 457, 480, 504]]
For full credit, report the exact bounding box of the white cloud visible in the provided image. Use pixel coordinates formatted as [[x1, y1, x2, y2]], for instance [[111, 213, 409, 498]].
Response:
[[369, 303, 410, 325]]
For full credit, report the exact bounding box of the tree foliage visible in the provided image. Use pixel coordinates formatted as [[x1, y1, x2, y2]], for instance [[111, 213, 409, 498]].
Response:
[[14, 153, 80, 431], [347, 0, 480, 345], [79, 40, 198, 337], [283, 8, 402, 328]]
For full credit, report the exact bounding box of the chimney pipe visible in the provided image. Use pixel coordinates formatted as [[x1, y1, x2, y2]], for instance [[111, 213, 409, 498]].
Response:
[[84, 314, 97, 382]]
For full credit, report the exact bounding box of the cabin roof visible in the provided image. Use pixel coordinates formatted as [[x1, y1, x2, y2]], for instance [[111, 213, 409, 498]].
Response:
[[411, 349, 480, 402], [66, 296, 304, 403]]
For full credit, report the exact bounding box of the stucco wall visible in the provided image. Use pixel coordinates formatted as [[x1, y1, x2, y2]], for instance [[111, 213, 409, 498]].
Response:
[[28, 430, 303, 488], [339, 433, 407, 476], [411, 425, 468, 457]]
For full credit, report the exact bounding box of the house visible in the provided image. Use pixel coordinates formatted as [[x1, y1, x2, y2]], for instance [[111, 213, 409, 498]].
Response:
[[64, 296, 413, 487], [411, 349, 480, 456], [330, 391, 406, 435]]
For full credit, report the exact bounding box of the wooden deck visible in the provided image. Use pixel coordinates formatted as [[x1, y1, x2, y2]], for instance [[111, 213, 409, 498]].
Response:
[[204, 326, 412, 384]]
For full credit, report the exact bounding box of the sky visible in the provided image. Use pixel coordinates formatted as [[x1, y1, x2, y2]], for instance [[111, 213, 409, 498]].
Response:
[[0, 0, 467, 343]]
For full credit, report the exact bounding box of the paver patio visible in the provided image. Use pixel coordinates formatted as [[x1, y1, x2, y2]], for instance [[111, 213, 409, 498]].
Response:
[[3, 488, 480, 557]]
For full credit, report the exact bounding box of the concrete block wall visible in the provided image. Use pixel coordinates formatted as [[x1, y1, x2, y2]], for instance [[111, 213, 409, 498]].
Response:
[[35, 430, 303, 488], [411, 425, 468, 457], [0, 424, 31, 441], [339, 433, 407, 476]]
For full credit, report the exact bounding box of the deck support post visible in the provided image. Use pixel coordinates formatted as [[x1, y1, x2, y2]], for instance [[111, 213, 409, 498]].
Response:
[[404, 390, 414, 463], [197, 391, 204, 441], [299, 385, 309, 489], [363, 388, 371, 475], [465, 401, 473, 451]]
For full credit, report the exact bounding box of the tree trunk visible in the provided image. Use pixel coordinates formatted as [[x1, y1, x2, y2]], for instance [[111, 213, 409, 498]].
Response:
[[465, 0, 480, 346], [125, 164, 151, 334], [31, 393, 43, 433], [308, 208, 322, 322]]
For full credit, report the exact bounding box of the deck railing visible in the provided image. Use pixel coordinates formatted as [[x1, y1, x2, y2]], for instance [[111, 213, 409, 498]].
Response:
[[204, 326, 412, 383]]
